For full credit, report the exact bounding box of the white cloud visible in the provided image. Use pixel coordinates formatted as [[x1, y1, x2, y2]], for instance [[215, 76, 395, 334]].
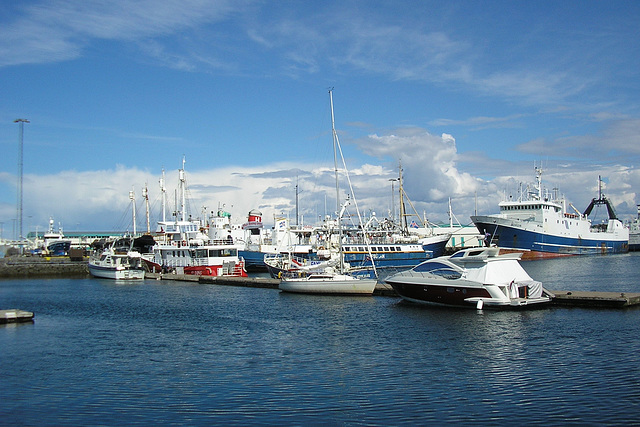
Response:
[[0, 0, 240, 67], [355, 128, 480, 201], [5, 137, 638, 238]]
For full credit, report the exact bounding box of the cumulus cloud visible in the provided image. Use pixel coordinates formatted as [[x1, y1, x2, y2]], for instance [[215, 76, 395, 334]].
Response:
[[356, 128, 480, 201], [10, 128, 485, 234]]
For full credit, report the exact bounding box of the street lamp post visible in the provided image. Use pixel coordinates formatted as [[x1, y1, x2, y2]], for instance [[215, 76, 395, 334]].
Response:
[[14, 119, 29, 248]]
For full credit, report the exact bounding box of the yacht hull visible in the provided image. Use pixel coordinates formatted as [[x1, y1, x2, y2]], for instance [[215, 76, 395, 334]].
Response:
[[88, 264, 145, 280], [279, 276, 377, 295]]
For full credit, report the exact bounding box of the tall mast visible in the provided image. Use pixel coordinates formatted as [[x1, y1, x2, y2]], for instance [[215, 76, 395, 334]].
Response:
[[142, 183, 150, 234], [329, 89, 343, 271], [398, 161, 407, 233], [179, 157, 186, 222], [160, 168, 166, 223], [129, 187, 136, 236], [295, 175, 300, 226]]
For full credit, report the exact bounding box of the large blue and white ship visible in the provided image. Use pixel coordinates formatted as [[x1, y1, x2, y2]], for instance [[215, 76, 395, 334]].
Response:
[[629, 204, 640, 251], [471, 167, 628, 259]]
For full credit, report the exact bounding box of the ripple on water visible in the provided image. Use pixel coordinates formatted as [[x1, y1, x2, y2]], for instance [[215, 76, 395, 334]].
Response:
[[1, 270, 640, 425]]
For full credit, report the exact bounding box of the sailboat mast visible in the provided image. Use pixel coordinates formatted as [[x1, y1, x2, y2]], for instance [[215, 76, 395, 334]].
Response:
[[329, 89, 344, 272], [398, 161, 408, 232], [179, 157, 186, 222]]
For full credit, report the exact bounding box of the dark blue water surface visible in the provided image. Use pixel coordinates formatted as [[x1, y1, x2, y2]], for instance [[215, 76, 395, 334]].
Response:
[[1, 253, 640, 425]]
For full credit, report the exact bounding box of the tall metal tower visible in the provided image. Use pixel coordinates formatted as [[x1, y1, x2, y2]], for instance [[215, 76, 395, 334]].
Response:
[[14, 119, 29, 242]]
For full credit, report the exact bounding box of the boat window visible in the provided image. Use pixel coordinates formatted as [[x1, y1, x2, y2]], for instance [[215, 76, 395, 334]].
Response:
[[433, 269, 463, 280], [414, 261, 462, 279], [210, 248, 237, 257]]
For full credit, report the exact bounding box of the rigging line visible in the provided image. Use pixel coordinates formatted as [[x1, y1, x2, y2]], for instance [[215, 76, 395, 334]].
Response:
[[334, 128, 378, 278]]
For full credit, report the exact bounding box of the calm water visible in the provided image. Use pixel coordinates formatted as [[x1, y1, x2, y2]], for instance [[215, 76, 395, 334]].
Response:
[[1, 253, 640, 425]]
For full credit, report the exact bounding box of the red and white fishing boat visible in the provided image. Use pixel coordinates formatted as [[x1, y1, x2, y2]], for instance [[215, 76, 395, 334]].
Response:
[[142, 160, 247, 277]]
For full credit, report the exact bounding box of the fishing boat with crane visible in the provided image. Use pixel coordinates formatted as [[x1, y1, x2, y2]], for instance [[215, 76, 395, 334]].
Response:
[[471, 167, 628, 259]]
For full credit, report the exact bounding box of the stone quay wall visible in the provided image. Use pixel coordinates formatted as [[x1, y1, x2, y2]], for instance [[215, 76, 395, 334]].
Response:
[[0, 257, 89, 278]]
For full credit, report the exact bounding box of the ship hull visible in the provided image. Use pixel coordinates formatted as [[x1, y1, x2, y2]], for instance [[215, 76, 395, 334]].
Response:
[[472, 217, 628, 258]]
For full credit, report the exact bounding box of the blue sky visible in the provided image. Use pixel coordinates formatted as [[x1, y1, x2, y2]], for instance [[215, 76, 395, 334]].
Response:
[[1, 0, 639, 236]]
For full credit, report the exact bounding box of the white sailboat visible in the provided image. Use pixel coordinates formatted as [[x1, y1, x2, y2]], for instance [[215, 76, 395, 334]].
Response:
[[279, 90, 377, 295]]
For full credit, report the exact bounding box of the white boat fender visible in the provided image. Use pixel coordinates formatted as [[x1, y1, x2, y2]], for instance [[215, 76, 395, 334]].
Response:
[[476, 300, 484, 310]]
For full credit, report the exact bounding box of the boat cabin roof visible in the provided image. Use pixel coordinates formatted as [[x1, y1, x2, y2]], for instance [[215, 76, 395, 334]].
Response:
[[411, 247, 533, 285]]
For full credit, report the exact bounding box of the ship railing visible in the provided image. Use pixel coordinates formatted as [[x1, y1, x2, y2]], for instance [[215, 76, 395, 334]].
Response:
[[162, 259, 190, 268]]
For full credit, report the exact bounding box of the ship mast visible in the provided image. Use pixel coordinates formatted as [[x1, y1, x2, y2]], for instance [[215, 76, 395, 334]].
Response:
[[160, 168, 166, 223], [142, 183, 150, 234], [179, 157, 186, 222], [129, 188, 136, 236], [329, 89, 344, 272], [398, 161, 407, 232], [328, 89, 377, 277]]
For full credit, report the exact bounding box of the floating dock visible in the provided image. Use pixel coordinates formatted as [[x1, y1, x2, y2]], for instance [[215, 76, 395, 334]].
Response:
[[146, 273, 640, 307], [145, 272, 397, 295], [548, 290, 640, 308], [0, 309, 34, 324]]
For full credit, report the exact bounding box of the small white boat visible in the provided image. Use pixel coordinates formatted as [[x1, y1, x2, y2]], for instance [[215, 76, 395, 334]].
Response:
[[89, 248, 145, 280], [280, 268, 377, 295], [385, 247, 552, 309]]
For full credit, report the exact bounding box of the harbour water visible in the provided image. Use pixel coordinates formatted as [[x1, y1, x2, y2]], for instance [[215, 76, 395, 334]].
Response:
[[1, 253, 639, 425]]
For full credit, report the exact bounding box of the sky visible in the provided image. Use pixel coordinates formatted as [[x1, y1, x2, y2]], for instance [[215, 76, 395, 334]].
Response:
[[1, 0, 640, 238]]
